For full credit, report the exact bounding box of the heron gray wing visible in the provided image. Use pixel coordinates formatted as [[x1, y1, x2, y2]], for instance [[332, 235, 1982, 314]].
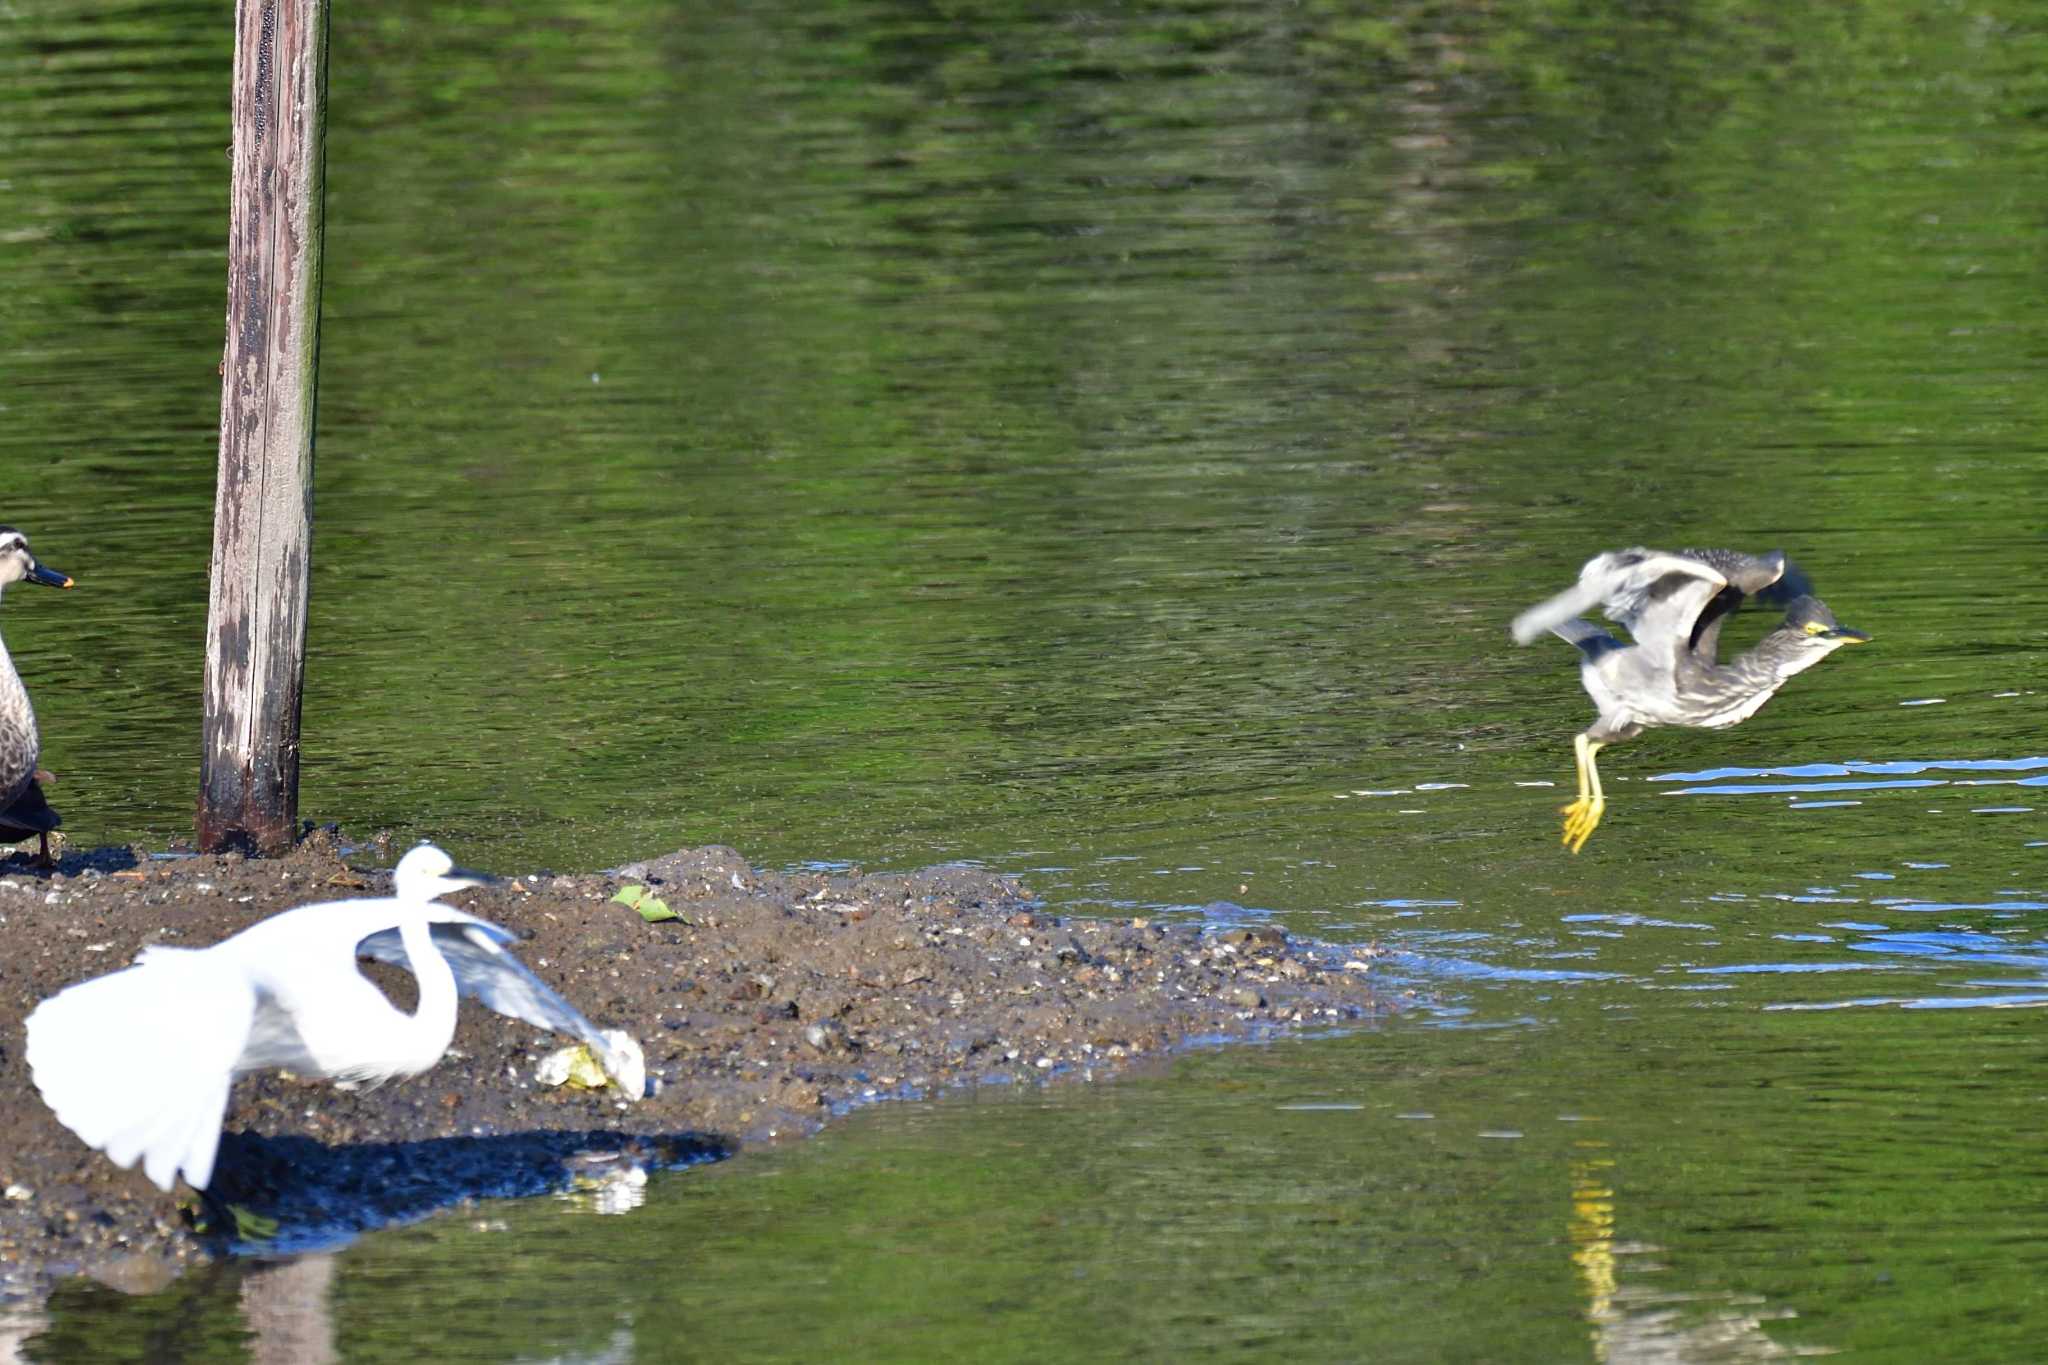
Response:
[[1686, 586, 1745, 663], [1511, 549, 1730, 668], [1754, 556, 1812, 608], [1681, 550, 1800, 663], [1673, 548, 1788, 597], [357, 920, 610, 1051], [1550, 617, 1626, 663]]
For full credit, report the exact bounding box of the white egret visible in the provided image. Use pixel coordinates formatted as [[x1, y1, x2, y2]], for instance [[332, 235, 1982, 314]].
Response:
[[24, 844, 646, 1192]]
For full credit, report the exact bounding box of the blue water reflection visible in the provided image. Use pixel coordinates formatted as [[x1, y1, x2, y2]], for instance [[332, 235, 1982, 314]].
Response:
[[1364, 857, 2048, 1019], [1653, 755, 2048, 799], [1768, 994, 2048, 1011], [1655, 757, 2048, 780]]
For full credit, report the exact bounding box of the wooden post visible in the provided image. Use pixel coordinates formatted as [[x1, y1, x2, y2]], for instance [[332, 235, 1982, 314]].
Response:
[[198, 0, 329, 856]]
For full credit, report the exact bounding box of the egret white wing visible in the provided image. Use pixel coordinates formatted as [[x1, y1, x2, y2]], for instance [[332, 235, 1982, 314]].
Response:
[[25, 946, 256, 1191]]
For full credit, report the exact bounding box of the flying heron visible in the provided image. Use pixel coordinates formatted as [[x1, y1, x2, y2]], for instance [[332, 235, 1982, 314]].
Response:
[[1511, 547, 1870, 853]]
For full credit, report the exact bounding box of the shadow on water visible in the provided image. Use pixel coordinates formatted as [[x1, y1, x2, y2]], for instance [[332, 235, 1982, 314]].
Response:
[[206, 1128, 729, 1256]]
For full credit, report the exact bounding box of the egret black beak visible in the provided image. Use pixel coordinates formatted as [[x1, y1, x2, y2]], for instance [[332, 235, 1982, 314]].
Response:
[[26, 561, 71, 589], [1826, 626, 1871, 643], [448, 865, 500, 889]]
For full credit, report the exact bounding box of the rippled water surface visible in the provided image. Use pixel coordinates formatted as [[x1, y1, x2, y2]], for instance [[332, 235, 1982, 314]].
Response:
[[5, 0, 2048, 1358]]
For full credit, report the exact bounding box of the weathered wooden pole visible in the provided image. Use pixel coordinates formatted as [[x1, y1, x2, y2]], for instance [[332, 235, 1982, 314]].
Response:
[[198, 0, 330, 856]]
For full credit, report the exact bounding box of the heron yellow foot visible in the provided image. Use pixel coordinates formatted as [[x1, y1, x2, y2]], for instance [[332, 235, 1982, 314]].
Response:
[[1559, 797, 1605, 854]]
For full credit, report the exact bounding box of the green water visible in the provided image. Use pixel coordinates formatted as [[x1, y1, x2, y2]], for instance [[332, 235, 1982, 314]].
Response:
[[6, 0, 2048, 1357]]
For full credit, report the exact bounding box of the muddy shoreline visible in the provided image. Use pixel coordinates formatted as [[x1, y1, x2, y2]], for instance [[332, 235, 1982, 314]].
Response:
[[0, 838, 1384, 1303]]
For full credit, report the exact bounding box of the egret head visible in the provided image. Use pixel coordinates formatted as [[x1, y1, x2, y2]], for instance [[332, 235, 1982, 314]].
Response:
[[0, 527, 71, 595], [393, 843, 495, 903]]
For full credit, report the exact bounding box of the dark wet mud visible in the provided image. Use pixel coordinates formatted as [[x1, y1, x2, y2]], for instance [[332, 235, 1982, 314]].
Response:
[[0, 837, 1384, 1302]]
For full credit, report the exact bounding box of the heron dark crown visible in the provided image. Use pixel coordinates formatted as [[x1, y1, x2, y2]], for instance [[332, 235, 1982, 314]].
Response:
[[1777, 595, 1842, 633]]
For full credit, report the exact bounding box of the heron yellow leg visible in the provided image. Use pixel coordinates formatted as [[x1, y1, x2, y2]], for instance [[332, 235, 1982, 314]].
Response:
[[1559, 734, 1607, 854]]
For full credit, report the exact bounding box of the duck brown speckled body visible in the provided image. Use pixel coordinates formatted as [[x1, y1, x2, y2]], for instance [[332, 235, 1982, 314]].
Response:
[[0, 527, 73, 863]]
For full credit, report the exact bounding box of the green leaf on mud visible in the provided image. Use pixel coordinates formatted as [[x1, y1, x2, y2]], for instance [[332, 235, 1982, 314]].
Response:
[[612, 884, 683, 923]]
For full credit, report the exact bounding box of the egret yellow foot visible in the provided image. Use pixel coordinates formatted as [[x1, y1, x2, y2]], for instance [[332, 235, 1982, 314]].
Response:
[[1560, 797, 1605, 854]]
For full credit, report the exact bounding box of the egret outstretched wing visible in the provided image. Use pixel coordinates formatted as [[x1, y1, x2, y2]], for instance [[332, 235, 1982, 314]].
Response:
[[24, 946, 255, 1192]]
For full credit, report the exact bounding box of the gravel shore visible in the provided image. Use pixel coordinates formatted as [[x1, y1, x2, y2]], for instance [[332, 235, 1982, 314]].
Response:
[[0, 836, 1383, 1302]]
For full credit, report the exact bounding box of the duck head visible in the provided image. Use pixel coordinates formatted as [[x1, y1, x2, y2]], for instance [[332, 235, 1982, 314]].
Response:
[[0, 528, 71, 595]]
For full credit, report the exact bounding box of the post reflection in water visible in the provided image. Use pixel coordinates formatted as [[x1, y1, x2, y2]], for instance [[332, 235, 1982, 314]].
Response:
[[0, 1308, 49, 1365], [237, 1255, 336, 1365]]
